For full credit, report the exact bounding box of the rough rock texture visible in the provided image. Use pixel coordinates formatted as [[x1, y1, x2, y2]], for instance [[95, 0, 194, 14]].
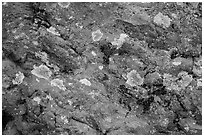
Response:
[[2, 2, 202, 135]]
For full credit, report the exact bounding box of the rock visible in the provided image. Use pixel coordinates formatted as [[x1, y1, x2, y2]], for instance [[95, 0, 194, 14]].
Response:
[[2, 2, 202, 135]]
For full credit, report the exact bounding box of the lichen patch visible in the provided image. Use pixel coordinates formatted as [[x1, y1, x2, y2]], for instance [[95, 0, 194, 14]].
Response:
[[154, 12, 172, 28], [31, 64, 52, 80]]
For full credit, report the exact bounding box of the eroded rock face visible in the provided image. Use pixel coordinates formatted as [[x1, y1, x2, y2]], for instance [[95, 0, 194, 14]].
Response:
[[2, 2, 202, 135]]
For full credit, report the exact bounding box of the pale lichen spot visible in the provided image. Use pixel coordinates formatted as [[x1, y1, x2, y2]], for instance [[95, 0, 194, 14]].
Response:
[[2, 2, 7, 6], [172, 61, 181, 66], [12, 71, 25, 85], [178, 71, 193, 88], [34, 77, 40, 83], [154, 12, 172, 28], [14, 33, 29, 39], [111, 33, 128, 48], [177, 2, 183, 6], [172, 57, 185, 66], [68, 83, 73, 86], [31, 64, 52, 80], [79, 78, 91, 86], [88, 91, 99, 99], [33, 96, 41, 104], [120, 33, 129, 39], [32, 41, 38, 45], [60, 115, 69, 124], [67, 100, 73, 105], [91, 51, 97, 56], [47, 26, 60, 36], [2, 74, 11, 89], [92, 29, 103, 42], [126, 70, 144, 86], [98, 65, 103, 70], [197, 78, 202, 87], [50, 78, 66, 91], [58, 2, 70, 8], [35, 51, 48, 63], [171, 13, 177, 19]]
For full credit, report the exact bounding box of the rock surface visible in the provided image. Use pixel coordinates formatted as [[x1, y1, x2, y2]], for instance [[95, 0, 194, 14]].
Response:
[[2, 2, 202, 135]]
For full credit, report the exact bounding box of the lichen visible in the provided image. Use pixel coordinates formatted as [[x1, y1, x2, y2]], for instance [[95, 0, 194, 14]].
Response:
[[58, 2, 70, 8], [35, 51, 48, 63], [163, 73, 180, 91], [126, 70, 144, 86], [47, 26, 60, 36], [31, 64, 52, 80], [50, 78, 66, 91], [153, 12, 171, 28], [111, 33, 128, 48], [12, 71, 25, 85], [33, 96, 41, 104], [177, 71, 193, 89], [79, 78, 91, 86], [163, 71, 193, 91], [92, 29, 103, 42]]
